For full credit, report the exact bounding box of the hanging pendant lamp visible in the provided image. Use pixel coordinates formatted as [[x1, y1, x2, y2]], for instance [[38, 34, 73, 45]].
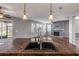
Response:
[[49, 3, 53, 21], [22, 3, 28, 20]]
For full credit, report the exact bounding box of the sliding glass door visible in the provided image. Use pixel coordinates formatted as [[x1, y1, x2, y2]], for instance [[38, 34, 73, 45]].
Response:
[[0, 21, 13, 39]]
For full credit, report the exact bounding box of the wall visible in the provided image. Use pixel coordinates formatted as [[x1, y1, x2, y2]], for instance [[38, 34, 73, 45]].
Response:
[[13, 18, 42, 39], [75, 19, 79, 38], [13, 18, 32, 39], [75, 19, 79, 33], [64, 21, 69, 37]]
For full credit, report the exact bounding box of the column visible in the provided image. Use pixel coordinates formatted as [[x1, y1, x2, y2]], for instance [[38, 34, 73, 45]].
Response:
[[69, 16, 76, 45]]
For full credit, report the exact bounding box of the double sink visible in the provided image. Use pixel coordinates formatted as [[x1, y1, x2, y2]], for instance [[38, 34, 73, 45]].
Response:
[[25, 42, 57, 51]]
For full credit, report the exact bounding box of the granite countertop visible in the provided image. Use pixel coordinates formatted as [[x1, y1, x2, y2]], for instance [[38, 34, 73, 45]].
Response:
[[0, 37, 77, 56]]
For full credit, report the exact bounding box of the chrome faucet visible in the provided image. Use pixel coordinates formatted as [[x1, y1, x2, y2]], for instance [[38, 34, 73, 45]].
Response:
[[37, 27, 42, 50]]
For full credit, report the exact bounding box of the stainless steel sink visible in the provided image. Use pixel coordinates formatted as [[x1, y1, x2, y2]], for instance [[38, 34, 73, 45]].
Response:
[[25, 42, 57, 51], [26, 42, 40, 49]]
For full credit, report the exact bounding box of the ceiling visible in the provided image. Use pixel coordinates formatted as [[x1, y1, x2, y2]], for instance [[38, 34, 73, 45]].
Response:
[[0, 3, 79, 22]]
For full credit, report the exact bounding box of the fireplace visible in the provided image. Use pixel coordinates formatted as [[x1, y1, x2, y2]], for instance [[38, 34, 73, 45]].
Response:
[[54, 32, 60, 36]]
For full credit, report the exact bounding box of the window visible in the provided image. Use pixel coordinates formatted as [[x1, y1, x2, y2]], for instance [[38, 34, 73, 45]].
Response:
[[31, 23, 36, 33], [31, 23, 43, 35], [47, 24, 51, 35], [0, 21, 13, 39], [31, 23, 51, 36], [7, 23, 13, 37]]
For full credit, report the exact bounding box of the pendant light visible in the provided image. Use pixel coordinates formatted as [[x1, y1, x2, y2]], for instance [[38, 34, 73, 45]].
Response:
[[49, 3, 53, 21], [0, 7, 4, 19], [22, 3, 28, 20]]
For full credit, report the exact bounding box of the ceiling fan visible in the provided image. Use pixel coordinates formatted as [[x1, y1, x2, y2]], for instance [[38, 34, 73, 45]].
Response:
[[0, 6, 12, 19]]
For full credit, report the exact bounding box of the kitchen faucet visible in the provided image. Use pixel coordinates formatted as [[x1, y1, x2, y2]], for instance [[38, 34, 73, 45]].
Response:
[[37, 27, 42, 50]]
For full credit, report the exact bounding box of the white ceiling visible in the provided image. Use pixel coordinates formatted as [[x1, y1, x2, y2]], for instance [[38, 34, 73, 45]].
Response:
[[0, 3, 79, 22]]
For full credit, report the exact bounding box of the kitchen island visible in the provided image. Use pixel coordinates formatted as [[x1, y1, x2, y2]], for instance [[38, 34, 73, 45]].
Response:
[[0, 36, 77, 56]]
